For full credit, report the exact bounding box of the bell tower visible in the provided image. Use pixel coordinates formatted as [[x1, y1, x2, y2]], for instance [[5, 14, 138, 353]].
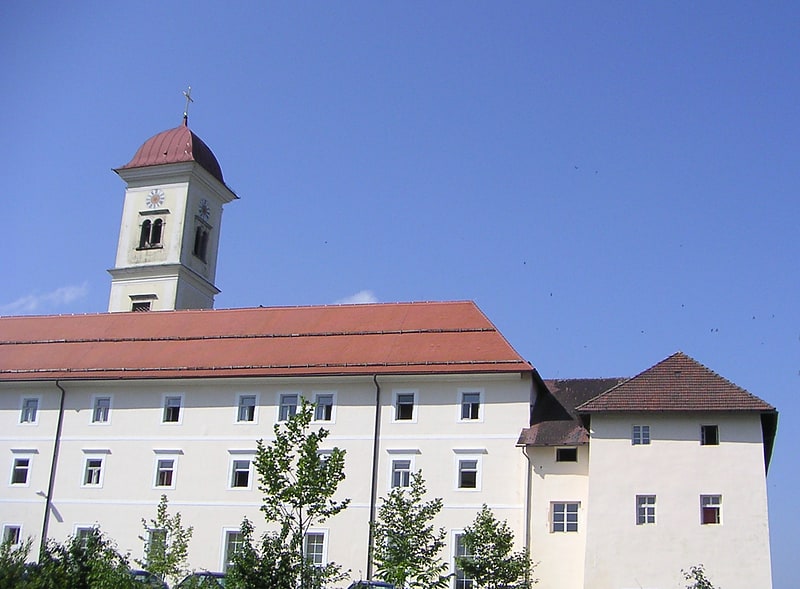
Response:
[[108, 112, 237, 312]]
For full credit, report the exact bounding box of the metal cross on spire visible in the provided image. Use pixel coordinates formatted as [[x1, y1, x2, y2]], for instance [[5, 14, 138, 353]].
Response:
[[182, 85, 193, 125]]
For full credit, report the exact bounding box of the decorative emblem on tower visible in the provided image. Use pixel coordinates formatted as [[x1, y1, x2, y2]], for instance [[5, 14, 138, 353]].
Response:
[[198, 198, 211, 221], [146, 189, 165, 208]]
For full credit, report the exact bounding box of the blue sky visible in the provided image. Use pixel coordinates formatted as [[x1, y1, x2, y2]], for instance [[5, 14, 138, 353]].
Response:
[[1, 2, 797, 586]]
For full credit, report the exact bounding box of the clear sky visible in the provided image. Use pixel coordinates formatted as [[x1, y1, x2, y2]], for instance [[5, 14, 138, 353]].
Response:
[[1, 2, 797, 586]]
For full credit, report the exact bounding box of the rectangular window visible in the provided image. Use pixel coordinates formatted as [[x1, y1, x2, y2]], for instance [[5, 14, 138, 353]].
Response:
[[701, 495, 722, 525], [552, 502, 579, 532], [2, 525, 21, 546], [556, 448, 578, 462], [155, 459, 175, 488], [145, 528, 167, 565], [636, 495, 656, 525], [224, 530, 243, 571], [632, 425, 651, 445], [231, 459, 251, 488], [454, 533, 474, 589], [460, 392, 481, 420], [131, 301, 151, 312], [391, 460, 412, 488], [10, 458, 30, 485], [92, 397, 111, 423], [279, 394, 298, 421], [304, 532, 325, 566], [458, 460, 478, 489], [75, 527, 96, 548], [237, 395, 256, 422], [701, 425, 719, 446], [395, 392, 415, 421], [314, 394, 334, 421], [83, 458, 103, 486], [163, 396, 182, 423], [20, 398, 39, 424]]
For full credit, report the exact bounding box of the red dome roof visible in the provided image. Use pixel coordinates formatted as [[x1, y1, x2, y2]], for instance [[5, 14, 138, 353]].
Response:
[[120, 124, 224, 183]]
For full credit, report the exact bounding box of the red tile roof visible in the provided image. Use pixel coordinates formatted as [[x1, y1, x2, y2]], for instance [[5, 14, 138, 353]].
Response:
[[118, 124, 225, 184], [0, 302, 532, 381], [576, 352, 775, 413]]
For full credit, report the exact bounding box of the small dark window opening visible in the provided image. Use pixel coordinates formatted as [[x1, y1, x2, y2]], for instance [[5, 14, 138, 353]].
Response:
[[132, 301, 151, 312], [193, 226, 210, 262], [701, 425, 719, 446], [139, 219, 163, 249], [396, 394, 415, 420], [556, 448, 578, 462]]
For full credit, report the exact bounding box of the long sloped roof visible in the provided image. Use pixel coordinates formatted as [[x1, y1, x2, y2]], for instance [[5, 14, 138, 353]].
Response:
[[0, 301, 532, 381], [576, 352, 775, 413]]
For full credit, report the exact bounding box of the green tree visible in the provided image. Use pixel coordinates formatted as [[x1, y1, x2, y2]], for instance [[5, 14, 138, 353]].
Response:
[[682, 564, 718, 589], [28, 528, 137, 589], [230, 398, 348, 589], [225, 518, 293, 589], [136, 494, 194, 586], [456, 505, 534, 589], [0, 537, 32, 589], [371, 470, 449, 589]]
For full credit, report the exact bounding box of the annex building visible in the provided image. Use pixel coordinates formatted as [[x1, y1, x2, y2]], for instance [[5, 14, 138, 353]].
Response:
[[0, 117, 777, 589]]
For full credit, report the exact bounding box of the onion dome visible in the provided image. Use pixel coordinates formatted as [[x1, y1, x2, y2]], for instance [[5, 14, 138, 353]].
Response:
[[119, 123, 224, 184]]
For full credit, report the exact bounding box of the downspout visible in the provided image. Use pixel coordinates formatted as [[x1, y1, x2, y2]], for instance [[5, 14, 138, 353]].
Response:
[[366, 374, 382, 579], [41, 380, 66, 559], [521, 445, 532, 554]]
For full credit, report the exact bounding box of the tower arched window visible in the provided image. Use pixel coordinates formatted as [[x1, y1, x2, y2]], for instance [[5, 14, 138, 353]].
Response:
[[139, 220, 152, 249], [193, 226, 210, 262], [138, 218, 164, 249]]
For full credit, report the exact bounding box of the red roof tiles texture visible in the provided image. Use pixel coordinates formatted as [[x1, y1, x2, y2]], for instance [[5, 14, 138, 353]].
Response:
[[0, 302, 532, 381]]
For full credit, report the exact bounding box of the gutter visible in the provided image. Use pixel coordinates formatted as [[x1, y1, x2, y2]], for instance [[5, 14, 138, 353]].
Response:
[[40, 380, 66, 559], [366, 374, 382, 579]]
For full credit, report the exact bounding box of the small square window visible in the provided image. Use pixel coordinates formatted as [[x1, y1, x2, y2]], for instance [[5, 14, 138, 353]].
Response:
[[552, 502, 579, 532], [460, 392, 481, 420], [556, 448, 578, 462], [632, 425, 650, 445], [75, 527, 96, 548], [458, 459, 478, 489], [10, 458, 30, 485], [237, 395, 256, 422], [279, 394, 298, 421], [92, 397, 111, 423], [155, 459, 175, 488], [163, 396, 182, 423], [395, 393, 415, 421], [314, 394, 334, 421], [2, 525, 21, 546], [701, 495, 722, 525], [636, 495, 656, 525], [701, 425, 719, 446], [132, 301, 151, 312], [83, 458, 104, 486], [20, 398, 39, 424], [391, 459, 412, 488], [231, 459, 251, 488]]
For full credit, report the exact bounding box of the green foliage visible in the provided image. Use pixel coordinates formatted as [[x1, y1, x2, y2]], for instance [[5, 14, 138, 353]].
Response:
[[456, 505, 534, 589], [25, 528, 137, 589], [0, 537, 32, 589], [371, 470, 449, 589], [235, 398, 349, 589], [225, 518, 293, 589], [136, 494, 194, 586], [682, 564, 718, 589]]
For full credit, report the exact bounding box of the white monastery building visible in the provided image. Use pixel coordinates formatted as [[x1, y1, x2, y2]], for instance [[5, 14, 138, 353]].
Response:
[[0, 117, 778, 589]]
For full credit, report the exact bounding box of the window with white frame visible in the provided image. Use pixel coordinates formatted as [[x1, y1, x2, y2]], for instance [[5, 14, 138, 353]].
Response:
[[701, 424, 719, 446], [453, 533, 474, 589], [394, 391, 416, 421], [457, 459, 479, 489], [2, 525, 21, 546], [91, 396, 111, 424], [632, 424, 651, 445], [552, 502, 579, 532], [154, 459, 175, 488], [162, 396, 182, 423], [75, 526, 97, 548], [144, 528, 167, 565], [82, 453, 107, 487], [460, 391, 481, 421], [230, 458, 252, 489], [701, 495, 722, 525], [10, 457, 30, 486], [391, 459, 412, 488], [313, 392, 335, 422], [636, 495, 656, 525], [224, 530, 243, 571], [237, 394, 257, 423], [20, 398, 39, 424], [303, 531, 326, 566], [279, 393, 299, 421]]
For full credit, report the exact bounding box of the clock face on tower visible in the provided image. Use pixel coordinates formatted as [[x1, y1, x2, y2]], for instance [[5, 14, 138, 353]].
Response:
[[146, 189, 165, 208], [199, 198, 211, 221]]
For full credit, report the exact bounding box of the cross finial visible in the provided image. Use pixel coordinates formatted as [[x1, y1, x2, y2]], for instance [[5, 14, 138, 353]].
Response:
[[182, 86, 193, 125]]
